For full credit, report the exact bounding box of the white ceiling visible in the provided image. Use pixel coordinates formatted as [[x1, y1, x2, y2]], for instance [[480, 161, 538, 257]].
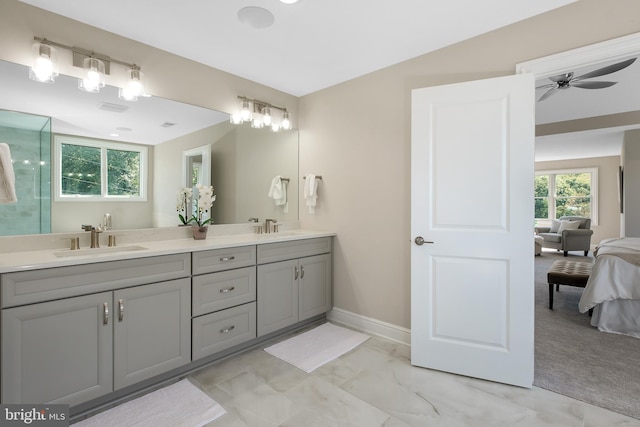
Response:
[[18, 0, 576, 97]]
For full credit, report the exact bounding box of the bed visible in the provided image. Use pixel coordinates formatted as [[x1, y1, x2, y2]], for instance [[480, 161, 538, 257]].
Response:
[[578, 237, 640, 338]]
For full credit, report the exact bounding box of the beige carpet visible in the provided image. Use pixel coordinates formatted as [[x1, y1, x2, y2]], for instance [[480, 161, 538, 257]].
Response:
[[75, 379, 226, 427], [534, 250, 640, 420]]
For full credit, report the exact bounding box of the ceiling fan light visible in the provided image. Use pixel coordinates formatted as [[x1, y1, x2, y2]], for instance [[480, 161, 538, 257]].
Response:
[[29, 42, 58, 83]]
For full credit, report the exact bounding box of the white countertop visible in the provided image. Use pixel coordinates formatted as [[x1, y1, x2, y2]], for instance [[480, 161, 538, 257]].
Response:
[[0, 229, 335, 274]]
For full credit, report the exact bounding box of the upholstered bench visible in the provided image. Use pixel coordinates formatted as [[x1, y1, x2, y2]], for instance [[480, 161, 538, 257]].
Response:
[[547, 260, 592, 310]]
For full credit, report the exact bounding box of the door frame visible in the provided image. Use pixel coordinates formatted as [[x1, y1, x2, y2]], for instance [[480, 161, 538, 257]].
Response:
[[516, 32, 640, 78]]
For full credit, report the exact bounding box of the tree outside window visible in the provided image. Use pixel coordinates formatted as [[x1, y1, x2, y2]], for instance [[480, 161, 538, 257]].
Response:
[[535, 168, 596, 222], [55, 136, 147, 201]]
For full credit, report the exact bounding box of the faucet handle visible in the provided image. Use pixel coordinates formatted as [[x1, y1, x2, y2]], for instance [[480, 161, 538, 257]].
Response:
[[81, 224, 94, 231]]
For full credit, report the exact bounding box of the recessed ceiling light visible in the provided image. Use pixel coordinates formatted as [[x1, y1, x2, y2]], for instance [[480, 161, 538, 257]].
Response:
[[237, 6, 275, 29], [280, 0, 299, 3]]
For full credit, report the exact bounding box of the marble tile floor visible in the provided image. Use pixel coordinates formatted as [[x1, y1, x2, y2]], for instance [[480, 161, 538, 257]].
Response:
[[190, 322, 640, 427]]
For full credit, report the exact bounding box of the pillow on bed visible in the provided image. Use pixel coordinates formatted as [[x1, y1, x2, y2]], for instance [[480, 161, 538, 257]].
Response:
[[549, 219, 562, 233], [558, 220, 581, 232]]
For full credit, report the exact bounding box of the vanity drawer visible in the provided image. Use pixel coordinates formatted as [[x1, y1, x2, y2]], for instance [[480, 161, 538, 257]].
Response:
[[192, 246, 256, 275], [257, 237, 332, 264], [1, 254, 191, 308], [192, 302, 256, 360], [192, 266, 256, 316]]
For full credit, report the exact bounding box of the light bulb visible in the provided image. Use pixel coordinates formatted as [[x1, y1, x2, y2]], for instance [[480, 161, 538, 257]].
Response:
[[29, 42, 58, 83], [251, 117, 264, 128], [230, 112, 243, 124], [240, 101, 252, 121], [119, 68, 145, 101], [262, 107, 272, 126], [79, 57, 105, 93], [271, 122, 281, 132], [281, 111, 291, 130]]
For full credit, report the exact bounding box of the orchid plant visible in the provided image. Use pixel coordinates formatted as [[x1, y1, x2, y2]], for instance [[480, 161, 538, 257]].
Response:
[[176, 187, 193, 225], [191, 184, 216, 227]]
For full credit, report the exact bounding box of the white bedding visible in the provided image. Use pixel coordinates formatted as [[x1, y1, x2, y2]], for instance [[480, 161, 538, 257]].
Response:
[[579, 237, 640, 338]]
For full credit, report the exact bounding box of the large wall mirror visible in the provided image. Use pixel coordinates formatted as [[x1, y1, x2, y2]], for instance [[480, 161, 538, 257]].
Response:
[[0, 59, 299, 236]]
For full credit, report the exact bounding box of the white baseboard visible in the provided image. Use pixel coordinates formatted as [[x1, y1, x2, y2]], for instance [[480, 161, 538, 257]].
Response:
[[327, 307, 411, 346]]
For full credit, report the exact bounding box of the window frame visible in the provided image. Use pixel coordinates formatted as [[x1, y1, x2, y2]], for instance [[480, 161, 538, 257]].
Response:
[[535, 167, 598, 225], [54, 135, 148, 202]]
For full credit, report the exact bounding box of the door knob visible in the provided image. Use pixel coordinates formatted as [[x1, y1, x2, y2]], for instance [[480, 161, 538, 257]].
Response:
[[414, 236, 434, 245]]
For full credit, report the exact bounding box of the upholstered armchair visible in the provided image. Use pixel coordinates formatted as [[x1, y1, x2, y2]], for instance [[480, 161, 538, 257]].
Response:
[[535, 216, 594, 257]]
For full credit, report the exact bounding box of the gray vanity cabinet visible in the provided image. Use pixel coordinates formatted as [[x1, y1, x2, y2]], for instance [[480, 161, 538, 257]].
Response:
[[191, 247, 257, 360], [1, 254, 191, 406], [257, 238, 332, 337], [113, 278, 191, 390], [2, 292, 113, 405]]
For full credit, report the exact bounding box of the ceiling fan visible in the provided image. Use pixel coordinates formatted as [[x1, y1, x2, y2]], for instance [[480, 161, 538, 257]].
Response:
[[536, 57, 637, 102]]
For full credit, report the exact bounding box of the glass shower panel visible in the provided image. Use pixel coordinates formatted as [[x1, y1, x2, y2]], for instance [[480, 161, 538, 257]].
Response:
[[0, 110, 52, 236]]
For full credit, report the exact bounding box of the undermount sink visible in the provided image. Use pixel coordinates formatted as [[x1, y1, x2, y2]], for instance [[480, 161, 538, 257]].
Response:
[[54, 245, 148, 258]]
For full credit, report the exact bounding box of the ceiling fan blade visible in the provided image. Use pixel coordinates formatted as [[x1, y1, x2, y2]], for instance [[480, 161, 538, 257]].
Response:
[[537, 87, 558, 102], [573, 57, 636, 81], [536, 83, 556, 90], [571, 81, 618, 89]]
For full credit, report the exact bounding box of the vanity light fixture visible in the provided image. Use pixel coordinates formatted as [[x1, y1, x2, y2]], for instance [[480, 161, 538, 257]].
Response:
[[232, 96, 292, 132], [29, 41, 58, 83], [28, 36, 149, 101]]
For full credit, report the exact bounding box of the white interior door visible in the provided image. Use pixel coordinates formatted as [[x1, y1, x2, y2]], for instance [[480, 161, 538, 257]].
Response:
[[410, 74, 535, 388]]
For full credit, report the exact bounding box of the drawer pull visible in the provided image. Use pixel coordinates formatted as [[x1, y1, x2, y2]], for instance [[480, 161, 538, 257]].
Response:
[[118, 299, 124, 322], [220, 256, 236, 262], [294, 266, 299, 280], [220, 325, 235, 334], [300, 266, 305, 279], [219, 286, 236, 293], [103, 302, 109, 325]]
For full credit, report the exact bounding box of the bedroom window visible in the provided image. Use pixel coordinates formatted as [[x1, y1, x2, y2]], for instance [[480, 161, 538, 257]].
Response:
[[54, 135, 148, 201], [535, 167, 598, 225]]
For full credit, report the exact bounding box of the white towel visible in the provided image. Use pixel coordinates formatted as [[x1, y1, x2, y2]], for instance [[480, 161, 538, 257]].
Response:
[[0, 143, 17, 204], [303, 173, 318, 214], [268, 175, 288, 213]]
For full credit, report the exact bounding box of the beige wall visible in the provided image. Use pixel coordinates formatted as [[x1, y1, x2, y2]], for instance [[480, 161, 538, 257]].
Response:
[[3, 0, 640, 330], [535, 156, 621, 244], [298, 0, 640, 328], [623, 129, 640, 236]]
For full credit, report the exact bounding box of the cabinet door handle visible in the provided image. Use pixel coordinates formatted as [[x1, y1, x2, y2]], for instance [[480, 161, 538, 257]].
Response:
[[300, 266, 305, 279], [220, 325, 235, 334], [220, 256, 235, 262], [103, 302, 109, 325], [294, 266, 298, 280], [118, 299, 124, 322], [219, 286, 236, 293]]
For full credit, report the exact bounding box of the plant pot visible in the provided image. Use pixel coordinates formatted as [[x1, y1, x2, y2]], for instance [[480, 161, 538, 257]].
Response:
[[191, 225, 208, 240]]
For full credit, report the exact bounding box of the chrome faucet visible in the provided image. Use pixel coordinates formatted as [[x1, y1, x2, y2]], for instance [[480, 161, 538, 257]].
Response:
[[248, 217, 259, 223], [265, 218, 277, 233], [82, 224, 104, 248]]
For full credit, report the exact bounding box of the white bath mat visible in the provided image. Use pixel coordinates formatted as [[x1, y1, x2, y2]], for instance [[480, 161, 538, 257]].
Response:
[[75, 378, 226, 427], [264, 322, 370, 373]]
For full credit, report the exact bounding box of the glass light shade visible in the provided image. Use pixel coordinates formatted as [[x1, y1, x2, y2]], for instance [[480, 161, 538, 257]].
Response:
[[78, 57, 106, 93], [261, 107, 272, 126], [240, 101, 252, 121], [281, 111, 291, 130], [29, 42, 58, 83], [119, 68, 145, 101], [230, 112, 243, 124], [251, 117, 264, 128]]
